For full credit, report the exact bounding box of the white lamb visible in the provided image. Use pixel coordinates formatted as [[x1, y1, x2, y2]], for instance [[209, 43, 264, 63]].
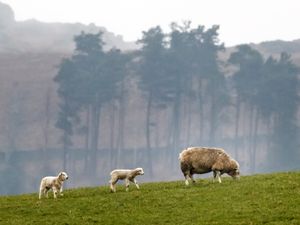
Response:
[[39, 171, 69, 199], [109, 168, 144, 192]]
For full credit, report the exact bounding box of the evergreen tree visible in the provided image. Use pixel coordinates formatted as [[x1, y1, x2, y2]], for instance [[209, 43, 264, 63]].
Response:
[[258, 53, 299, 170], [228, 45, 264, 169], [54, 31, 127, 175], [137, 26, 173, 176]]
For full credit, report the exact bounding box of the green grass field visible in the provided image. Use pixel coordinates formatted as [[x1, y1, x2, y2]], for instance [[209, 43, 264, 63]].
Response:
[[1, 172, 299, 225]]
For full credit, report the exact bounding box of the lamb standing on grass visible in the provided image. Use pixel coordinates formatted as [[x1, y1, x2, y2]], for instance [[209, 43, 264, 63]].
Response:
[[179, 147, 240, 185], [39, 172, 69, 199], [109, 168, 144, 192]]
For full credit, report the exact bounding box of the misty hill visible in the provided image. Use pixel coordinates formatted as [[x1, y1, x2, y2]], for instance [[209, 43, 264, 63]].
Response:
[[219, 39, 300, 71], [1, 0, 300, 154], [1, 172, 300, 224], [0, 2, 137, 53], [251, 40, 300, 66], [1, 1, 300, 154], [0, 1, 136, 152], [0, 1, 300, 196], [255, 39, 300, 54]]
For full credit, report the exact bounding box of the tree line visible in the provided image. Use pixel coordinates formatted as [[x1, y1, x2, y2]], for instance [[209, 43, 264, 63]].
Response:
[[54, 22, 299, 176]]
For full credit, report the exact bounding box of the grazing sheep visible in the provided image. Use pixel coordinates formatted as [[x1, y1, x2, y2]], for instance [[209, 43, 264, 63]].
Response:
[[39, 172, 69, 199], [109, 168, 144, 192], [179, 147, 240, 185]]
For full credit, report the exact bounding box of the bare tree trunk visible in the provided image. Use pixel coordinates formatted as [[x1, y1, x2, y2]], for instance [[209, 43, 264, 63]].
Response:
[[154, 109, 160, 149], [167, 106, 174, 149], [171, 91, 181, 169], [84, 106, 90, 173], [248, 105, 254, 173], [109, 101, 116, 169], [183, 76, 193, 147], [89, 99, 101, 177], [116, 83, 125, 168], [209, 91, 217, 145], [145, 91, 153, 177], [63, 132, 68, 171], [89, 104, 97, 173], [41, 88, 51, 174], [234, 96, 241, 160], [186, 92, 192, 146], [43, 88, 51, 152], [198, 79, 204, 143], [266, 116, 272, 151], [251, 108, 260, 173]]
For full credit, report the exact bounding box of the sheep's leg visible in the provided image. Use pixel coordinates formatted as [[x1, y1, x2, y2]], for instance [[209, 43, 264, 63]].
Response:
[[125, 178, 130, 192], [110, 178, 118, 193], [39, 188, 43, 199], [130, 178, 140, 189], [60, 186, 64, 196], [184, 173, 190, 186], [214, 170, 222, 183], [110, 183, 116, 193], [44, 189, 49, 198], [53, 188, 58, 199], [213, 171, 217, 183], [188, 173, 196, 184], [183, 170, 197, 186]]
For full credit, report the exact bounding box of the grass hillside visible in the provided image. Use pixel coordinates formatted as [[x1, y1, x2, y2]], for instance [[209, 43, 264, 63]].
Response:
[[1, 172, 299, 225]]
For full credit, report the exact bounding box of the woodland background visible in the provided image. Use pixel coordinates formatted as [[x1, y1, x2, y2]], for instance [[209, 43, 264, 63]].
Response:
[[0, 2, 299, 194]]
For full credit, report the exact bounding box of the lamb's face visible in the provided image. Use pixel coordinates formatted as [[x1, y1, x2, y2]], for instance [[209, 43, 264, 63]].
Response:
[[59, 172, 69, 181], [136, 168, 144, 175]]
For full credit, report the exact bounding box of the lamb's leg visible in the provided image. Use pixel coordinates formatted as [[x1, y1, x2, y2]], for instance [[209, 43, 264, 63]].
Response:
[[53, 188, 58, 199], [125, 178, 130, 191], [39, 188, 43, 199], [39, 181, 45, 199], [60, 186, 64, 196], [131, 178, 139, 189], [110, 178, 118, 193], [44, 188, 49, 198], [110, 183, 115, 193]]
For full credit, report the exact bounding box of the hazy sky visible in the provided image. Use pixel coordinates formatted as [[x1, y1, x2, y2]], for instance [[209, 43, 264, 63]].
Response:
[[2, 0, 300, 46]]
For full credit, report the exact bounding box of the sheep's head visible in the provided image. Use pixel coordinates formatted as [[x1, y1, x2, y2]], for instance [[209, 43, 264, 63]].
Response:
[[58, 172, 69, 181], [228, 168, 240, 179], [136, 168, 144, 175], [227, 159, 240, 180]]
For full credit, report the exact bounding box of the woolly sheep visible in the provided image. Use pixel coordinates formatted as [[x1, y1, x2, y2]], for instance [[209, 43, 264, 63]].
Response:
[[109, 168, 144, 192], [179, 147, 240, 185], [39, 171, 69, 199]]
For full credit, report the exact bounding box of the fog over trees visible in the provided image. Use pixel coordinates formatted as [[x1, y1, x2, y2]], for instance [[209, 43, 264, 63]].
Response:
[[0, 2, 299, 195]]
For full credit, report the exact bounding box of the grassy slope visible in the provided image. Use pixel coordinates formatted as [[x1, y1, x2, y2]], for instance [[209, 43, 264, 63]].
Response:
[[1, 172, 300, 225]]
